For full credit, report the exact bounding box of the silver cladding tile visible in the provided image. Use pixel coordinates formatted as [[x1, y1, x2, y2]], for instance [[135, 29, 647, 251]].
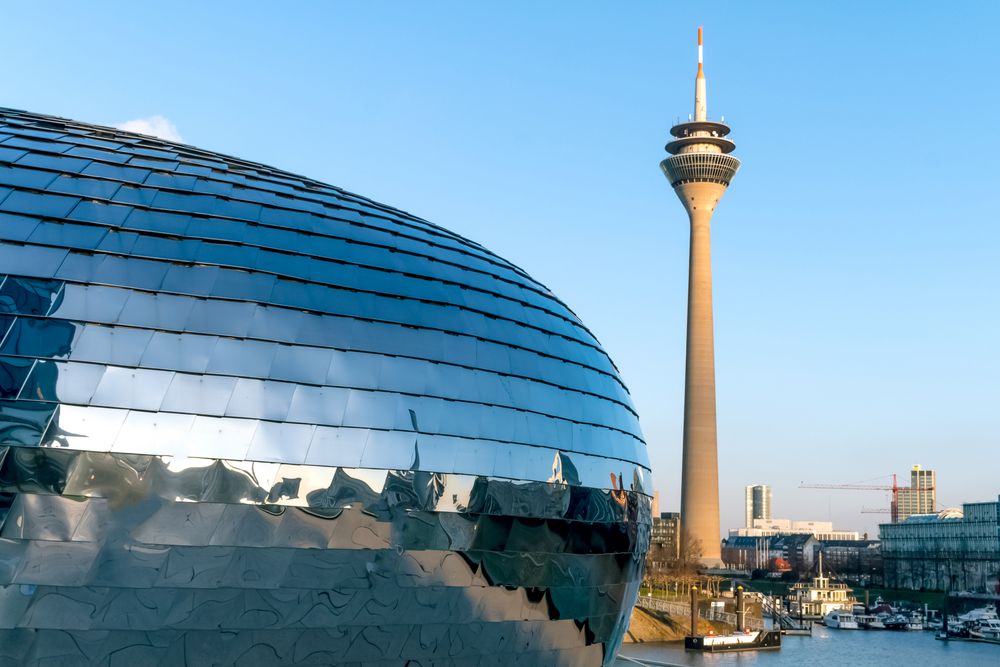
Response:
[[0, 107, 651, 666]]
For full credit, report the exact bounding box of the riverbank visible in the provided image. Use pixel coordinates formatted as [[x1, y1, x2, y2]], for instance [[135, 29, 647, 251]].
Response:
[[624, 606, 728, 643]]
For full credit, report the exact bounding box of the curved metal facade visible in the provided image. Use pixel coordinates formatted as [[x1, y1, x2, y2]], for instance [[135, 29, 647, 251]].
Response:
[[0, 108, 651, 666], [660, 152, 740, 187]]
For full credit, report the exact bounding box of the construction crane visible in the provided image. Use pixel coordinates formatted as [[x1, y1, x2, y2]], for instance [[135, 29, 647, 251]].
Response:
[[799, 474, 901, 523]]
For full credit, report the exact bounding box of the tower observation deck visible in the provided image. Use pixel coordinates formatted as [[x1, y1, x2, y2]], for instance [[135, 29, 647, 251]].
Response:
[[661, 28, 740, 567]]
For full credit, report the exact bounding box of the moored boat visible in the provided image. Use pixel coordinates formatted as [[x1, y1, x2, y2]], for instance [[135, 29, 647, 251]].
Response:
[[856, 613, 887, 630], [880, 610, 924, 631], [959, 605, 1000, 625], [823, 609, 859, 629], [968, 617, 1000, 639], [884, 614, 909, 631], [685, 630, 782, 652]]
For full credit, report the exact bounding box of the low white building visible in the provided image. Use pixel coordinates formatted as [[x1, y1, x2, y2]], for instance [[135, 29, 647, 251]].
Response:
[[729, 518, 860, 541]]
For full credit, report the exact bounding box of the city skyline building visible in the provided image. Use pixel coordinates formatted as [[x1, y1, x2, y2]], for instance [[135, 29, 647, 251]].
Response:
[[661, 28, 740, 565], [896, 464, 936, 522], [745, 484, 773, 527]]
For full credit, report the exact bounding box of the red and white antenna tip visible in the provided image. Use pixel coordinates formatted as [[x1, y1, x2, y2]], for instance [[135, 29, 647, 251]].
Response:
[[698, 27, 703, 46]]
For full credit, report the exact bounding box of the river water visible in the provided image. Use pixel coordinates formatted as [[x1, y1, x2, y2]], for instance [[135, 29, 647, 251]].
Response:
[[616, 625, 999, 666]]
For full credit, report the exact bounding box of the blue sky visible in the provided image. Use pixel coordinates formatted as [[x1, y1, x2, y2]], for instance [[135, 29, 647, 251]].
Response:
[[5, 2, 999, 535]]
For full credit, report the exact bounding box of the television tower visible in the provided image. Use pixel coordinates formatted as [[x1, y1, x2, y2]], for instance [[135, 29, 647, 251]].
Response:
[[661, 27, 740, 566]]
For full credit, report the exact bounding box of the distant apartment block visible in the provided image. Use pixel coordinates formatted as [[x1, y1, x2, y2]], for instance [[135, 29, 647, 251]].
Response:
[[646, 512, 682, 573], [816, 540, 883, 581], [722, 534, 817, 572]]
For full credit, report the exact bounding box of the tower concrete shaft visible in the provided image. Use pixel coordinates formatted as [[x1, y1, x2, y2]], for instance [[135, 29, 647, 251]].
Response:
[[660, 28, 740, 566]]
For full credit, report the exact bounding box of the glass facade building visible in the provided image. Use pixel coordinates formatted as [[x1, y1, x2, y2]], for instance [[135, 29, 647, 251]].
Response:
[[881, 500, 999, 592], [0, 108, 651, 666]]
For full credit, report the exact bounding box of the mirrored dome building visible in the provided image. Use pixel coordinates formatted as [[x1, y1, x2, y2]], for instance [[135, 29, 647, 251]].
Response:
[[0, 108, 651, 666]]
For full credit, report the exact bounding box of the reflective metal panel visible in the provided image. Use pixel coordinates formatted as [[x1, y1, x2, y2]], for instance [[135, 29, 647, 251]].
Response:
[[0, 107, 651, 666]]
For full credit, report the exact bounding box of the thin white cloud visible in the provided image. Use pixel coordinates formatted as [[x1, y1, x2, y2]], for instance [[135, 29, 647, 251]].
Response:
[[115, 115, 183, 143]]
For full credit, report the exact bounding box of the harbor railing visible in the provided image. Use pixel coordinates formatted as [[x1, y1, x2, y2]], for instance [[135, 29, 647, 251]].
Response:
[[635, 594, 766, 631], [742, 591, 812, 632]]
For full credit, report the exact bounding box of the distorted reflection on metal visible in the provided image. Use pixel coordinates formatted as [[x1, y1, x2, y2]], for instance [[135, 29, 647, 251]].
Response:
[[0, 108, 651, 666]]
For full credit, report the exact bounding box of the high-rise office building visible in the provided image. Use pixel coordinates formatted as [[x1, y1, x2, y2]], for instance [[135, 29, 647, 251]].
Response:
[[661, 28, 741, 565], [896, 465, 936, 521], [745, 484, 773, 527]]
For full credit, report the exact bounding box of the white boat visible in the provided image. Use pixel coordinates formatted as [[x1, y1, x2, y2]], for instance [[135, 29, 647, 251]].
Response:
[[824, 609, 859, 629], [959, 605, 999, 624], [981, 619, 1000, 640], [968, 617, 1000, 639]]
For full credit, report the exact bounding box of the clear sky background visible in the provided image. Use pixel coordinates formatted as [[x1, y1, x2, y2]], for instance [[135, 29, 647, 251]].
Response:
[[4, 2, 998, 537]]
